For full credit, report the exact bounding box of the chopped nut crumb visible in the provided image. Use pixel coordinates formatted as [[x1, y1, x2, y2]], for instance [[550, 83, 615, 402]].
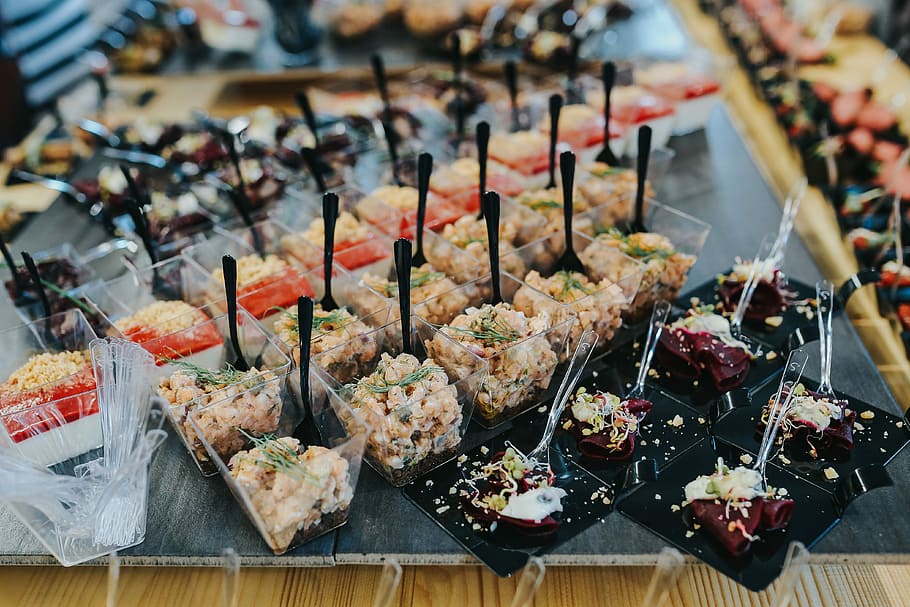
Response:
[[739, 453, 753, 465], [668, 415, 684, 428], [765, 351, 778, 361], [480, 446, 489, 455], [685, 531, 695, 538], [824, 467, 839, 480], [436, 505, 450, 514], [860, 410, 875, 420], [764, 316, 783, 328]]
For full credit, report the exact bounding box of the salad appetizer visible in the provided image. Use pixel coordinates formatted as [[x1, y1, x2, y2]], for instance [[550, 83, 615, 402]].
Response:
[[682, 458, 794, 556], [361, 263, 466, 325], [513, 270, 627, 354], [158, 360, 283, 471], [285, 214, 387, 272], [430, 158, 524, 212], [459, 445, 567, 538], [580, 228, 695, 318], [345, 352, 463, 485], [577, 162, 655, 211], [209, 254, 312, 320], [437, 215, 527, 282], [656, 305, 755, 393], [227, 435, 354, 552], [562, 387, 652, 461], [114, 300, 222, 360], [272, 304, 379, 379], [427, 302, 558, 424], [0, 349, 98, 465]]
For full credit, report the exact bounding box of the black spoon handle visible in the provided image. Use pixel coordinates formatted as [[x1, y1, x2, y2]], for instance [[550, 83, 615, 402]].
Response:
[[451, 31, 462, 85], [295, 88, 320, 146], [394, 238, 413, 355], [547, 94, 563, 188], [476, 121, 490, 219], [482, 191, 502, 305], [602, 62, 616, 155], [301, 147, 327, 192], [298, 295, 314, 408], [119, 163, 148, 210], [222, 255, 249, 371], [505, 60, 518, 112], [634, 126, 652, 231], [0, 234, 26, 298], [371, 53, 391, 116], [322, 192, 338, 300], [221, 130, 246, 190], [415, 152, 433, 260], [21, 252, 51, 320], [560, 150, 576, 252], [381, 121, 401, 185]]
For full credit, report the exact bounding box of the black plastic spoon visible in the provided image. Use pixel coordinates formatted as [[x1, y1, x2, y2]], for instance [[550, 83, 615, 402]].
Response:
[[482, 191, 503, 305], [221, 255, 250, 372], [566, 35, 583, 105], [555, 151, 584, 273], [321, 192, 339, 311], [21, 252, 56, 345], [371, 53, 392, 121], [381, 120, 404, 186], [546, 94, 563, 189], [293, 295, 323, 446], [1, 234, 28, 303], [505, 60, 520, 132], [301, 147, 328, 193], [594, 62, 620, 165], [295, 88, 320, 148], [394, 238, 413, 355], [631, 126, 652, 234], [413, 152, 433, 267], [476, 121, 490, 220], [119, 165, 158, 267]]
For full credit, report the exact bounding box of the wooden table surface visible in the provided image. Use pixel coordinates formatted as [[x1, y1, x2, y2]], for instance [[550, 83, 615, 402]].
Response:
[[2, 1, 910, 604]]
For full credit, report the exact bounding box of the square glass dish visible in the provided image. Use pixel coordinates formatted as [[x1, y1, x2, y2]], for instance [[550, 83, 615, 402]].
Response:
[[509, 230, 644, 357], [85, 256, 223, 360], [313, 315, 486, 486], [0, 309, 101, 466], [190, 367, 370, 554], [152, 309, 292, 475], [183, 225, 321, 322], [575, 196, 711, 321], [417, 271, 574, 428]]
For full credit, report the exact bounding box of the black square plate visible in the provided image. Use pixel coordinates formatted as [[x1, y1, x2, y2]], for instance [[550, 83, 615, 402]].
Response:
[[402, 424, 615, 577], [711, 379, 910, 492], [618, 438, 841, 591], [552, 369, 710, 486]]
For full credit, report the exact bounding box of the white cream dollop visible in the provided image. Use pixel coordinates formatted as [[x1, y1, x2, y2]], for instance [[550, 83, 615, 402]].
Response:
[[500, 486, 567, 522]]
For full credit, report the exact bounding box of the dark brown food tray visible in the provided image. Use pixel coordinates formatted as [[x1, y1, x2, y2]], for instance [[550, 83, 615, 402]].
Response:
[[0, 94, 908, 570]]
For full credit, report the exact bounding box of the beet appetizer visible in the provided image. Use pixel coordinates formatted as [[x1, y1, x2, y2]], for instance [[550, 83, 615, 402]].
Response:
[[683, 457, 794, 556], [656, 306, 755, 393], [460, 445, 567, 539], [756, 383, 855, 461], [716, 259, 796, 322], [563, 387, 652, 461]]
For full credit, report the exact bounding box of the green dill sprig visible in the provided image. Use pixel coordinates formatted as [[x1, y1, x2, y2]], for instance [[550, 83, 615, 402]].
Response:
[[349, 363, 445, 394], [270, 305, 351, 336], [591, 166, 627, 177], [374, 269, 445, 297], [237, 430, 318, 484], [599, 227, 675, 259], [448, 311, 521, 344], [527, 199, 561, 212], [554, 270, 592, 297], [158, 356, 249, 387]]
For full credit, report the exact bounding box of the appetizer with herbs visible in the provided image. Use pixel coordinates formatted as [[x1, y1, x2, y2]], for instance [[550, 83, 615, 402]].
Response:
[[361, 263, 466, 325], [656, 306, 755, 393], [716, 259, 796, 323], [344, 353, 463, 485], [756, 383, 855, 461], [228, 435, 354, 552], [489, 130, 552, 186], [581, 229, 695, 319], [562, 387, 652, 461], [272, 304, 379, 379], [159, 361, 283, 471], [430, 158, 524, 213], [682, 458, 794, 556], [459, 445, 567, 539], [436, 215, 527, 282], [427, 303, 558, 424], [514, 270, 627, 355], [577, 162, 655, 213]]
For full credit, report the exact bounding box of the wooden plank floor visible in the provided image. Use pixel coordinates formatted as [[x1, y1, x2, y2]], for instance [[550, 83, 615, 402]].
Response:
[[1, 563, 908, 606]]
